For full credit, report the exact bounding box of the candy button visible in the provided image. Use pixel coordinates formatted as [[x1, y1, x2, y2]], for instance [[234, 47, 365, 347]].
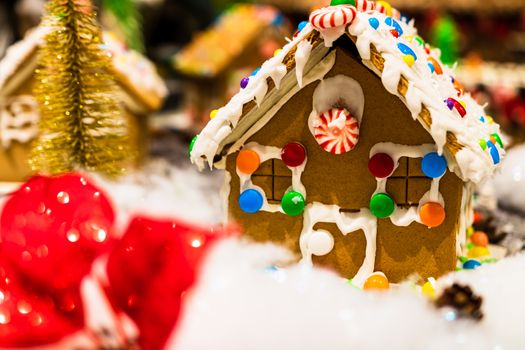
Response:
[[421, 152, 447, 178], [370, 193, 395, 218], [188, 135, 199, 156], [363, 272, 389, 291], [385, 17, 403, 36], [403, 54, 415, 67], [281, 191, 305, 216], [368, 153, 395, 178], [479, 139, 487, 150], [236, 149, 260, 174], [479, 116, 485, 123], [463, 259, 481, 270], [419, 202, 445, 228], [487, 141, 500, 165], [297, 20, 308, 31], [468, 246, 490, 259], [369, 17, 380, 29], [490, 133, 503, 148], [397, 43, 416, 61], [471, 231, 488, 246], [445, 97, 467, 118], [240, 77, 249, 89], [330, 0, 354, 4], [427, 57, 442, 74], [308, 229, 334, 256], [414, 36, 424, 46], [428, 62, 435, 73], [273, 49, 282, 56], [281, 142, 306, 167], [250, 68, 260, 76], [238, 189, 264, 214], [210, 109, 218, 119], [390, 29, 399, 38], [422, 281, 435, 298]]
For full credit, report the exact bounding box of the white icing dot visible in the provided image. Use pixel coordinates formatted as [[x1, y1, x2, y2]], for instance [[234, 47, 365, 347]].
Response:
[[308, 229, 334, 256]]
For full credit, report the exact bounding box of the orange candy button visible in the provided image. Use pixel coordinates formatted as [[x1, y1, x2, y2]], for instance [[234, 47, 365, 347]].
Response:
[[428, 57, 443, 75], [236, 150, 260, 174], [471, 231, 489, 247], [363, 272, 389, 291], [419, 202, 445, 228]]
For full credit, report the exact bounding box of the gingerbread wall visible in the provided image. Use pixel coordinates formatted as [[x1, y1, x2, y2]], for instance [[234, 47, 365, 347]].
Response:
[[226, 37, 464, 282]]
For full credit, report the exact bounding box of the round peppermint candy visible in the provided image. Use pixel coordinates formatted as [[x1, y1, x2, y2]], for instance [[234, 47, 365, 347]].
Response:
[[309, 5, 357, 30], [313, 108, 360, 154], [355, 0, 376, 12]]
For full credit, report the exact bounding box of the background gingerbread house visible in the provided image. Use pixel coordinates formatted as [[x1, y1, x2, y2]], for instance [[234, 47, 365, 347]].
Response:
[[0, 26, 167, 182], [172, 4, 289, 132], [190, 2, 505, 284]]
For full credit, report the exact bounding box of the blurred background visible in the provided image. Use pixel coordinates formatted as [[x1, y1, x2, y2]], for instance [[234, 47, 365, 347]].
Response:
[[2, 0, 525, 155]]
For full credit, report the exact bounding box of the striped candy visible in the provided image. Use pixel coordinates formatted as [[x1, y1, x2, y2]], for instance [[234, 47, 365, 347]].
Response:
[[355, 0, 376, 12], [375, 1, 392, 16], [309, 5, 357, 30], [313, 108, 360, 154]]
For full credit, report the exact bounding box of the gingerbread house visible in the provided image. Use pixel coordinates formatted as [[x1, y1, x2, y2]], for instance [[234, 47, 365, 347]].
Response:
[[0, 26, 167, 182], [190, 1, 505, 285], [172, 4, 289, 131]]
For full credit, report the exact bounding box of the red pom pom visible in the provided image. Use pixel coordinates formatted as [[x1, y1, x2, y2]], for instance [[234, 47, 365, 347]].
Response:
[[368, 153, 395, 178], [0, 173, 114, 292], [106, 216, 238, 350], [281, 142, 306, 167], [0, 261, 83, 347]]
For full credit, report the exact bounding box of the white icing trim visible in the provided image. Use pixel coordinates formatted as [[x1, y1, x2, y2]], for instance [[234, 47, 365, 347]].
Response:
[[224, 50, 336, 164], [299, 203, 377, 287], [220, 171, 232, 225], [193, 5, 505, 184]]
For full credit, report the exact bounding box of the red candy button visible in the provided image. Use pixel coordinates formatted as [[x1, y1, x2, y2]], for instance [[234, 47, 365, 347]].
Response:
[[368, 153, 395, 178], [281, 142, 306, 167]]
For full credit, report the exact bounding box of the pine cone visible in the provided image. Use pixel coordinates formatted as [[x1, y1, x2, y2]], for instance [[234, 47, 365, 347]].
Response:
[[435, 283, 483, 321]]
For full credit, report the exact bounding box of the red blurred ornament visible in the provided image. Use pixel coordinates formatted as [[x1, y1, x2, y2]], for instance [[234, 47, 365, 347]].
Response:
[[0, 173, 115, 292], [106, 216, 238, 350], [281, 142, 306, 167], [0, 260, 83, 347], [368, 153, 395, 178]]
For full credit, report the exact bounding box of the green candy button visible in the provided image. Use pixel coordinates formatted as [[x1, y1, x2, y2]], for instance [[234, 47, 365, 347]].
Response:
[[281, 191, 305, 216], [479, 139, 487, 150], [370, 193, 395, 218], [188, 135, 198, 156], [490, 133, 503, 148], [330, 0, 356, 5]]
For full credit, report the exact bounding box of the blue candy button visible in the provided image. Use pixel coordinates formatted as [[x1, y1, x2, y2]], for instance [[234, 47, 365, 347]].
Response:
[[487, 141, 500, 165], [239, 189, 264, 213], [397, 43, 417, 60], [421, 152, 447, 178], [385, 17, 403, 36], [369, 17, 380, 29], [298, 20, 308, 32], [463, 259, 481, 270]]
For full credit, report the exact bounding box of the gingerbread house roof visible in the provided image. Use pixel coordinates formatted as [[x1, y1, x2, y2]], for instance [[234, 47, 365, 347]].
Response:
[[173, 4, 284, 78], [0, 26, 167, 113], [190, 2, 505, 184]]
